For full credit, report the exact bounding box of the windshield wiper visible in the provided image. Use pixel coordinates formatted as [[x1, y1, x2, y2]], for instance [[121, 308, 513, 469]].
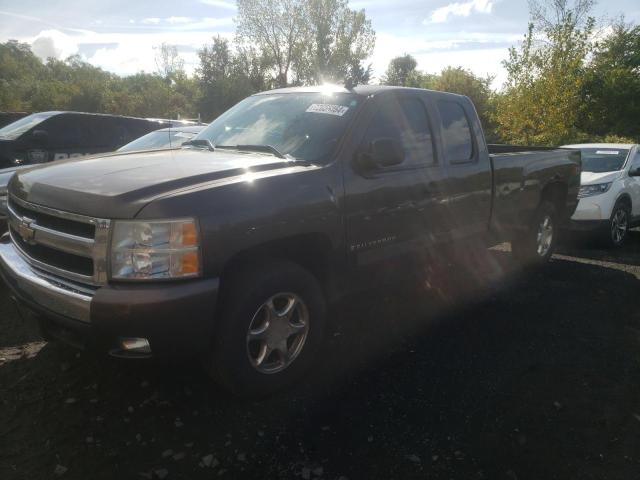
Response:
[[216, 144, 287, 159], [182, 139, 215, 151]]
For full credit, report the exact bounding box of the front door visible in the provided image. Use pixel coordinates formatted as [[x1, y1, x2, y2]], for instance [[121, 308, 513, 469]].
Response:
[[343, 92, 449, 280]]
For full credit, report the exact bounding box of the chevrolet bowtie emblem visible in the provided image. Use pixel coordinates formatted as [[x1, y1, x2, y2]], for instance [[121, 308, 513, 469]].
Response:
[[17, 217, 36, 244]]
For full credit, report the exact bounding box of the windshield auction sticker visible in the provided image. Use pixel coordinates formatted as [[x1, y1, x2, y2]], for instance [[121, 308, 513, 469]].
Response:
[[306, 104, 349, 116]]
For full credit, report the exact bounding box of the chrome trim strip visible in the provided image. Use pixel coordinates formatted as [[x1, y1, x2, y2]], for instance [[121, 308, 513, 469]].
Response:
[[0, 238, 92, 323], [10, 194, 97, 225], [7, 206, 94, 257], [9, 229, 98, 286], [31, 224, 95, 257]]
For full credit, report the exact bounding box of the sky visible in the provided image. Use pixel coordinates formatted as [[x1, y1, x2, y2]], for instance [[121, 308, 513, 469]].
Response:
[[0, 0, 638, 89]]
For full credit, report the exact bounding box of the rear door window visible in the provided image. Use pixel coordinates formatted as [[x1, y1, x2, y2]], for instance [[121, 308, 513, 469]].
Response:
[[437, 100, 474, 164]]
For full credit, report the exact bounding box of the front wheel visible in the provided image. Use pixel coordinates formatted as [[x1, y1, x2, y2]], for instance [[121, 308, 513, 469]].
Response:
[[512, 201, 557, 265], [606, 202, 630, 248], [204, 260, 326, 398]]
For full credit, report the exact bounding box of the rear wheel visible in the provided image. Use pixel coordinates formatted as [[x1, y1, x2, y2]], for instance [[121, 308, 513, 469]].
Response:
[[512, 201, 557, 265], [204, 260, 326, 397], [606, 202, 630, 248]]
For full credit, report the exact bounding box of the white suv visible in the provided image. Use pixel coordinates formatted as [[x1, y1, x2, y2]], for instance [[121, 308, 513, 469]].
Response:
[[563, 143, 640, 247]]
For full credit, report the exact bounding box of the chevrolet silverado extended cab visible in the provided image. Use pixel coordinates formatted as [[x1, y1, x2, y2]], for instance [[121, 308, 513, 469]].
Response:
[[0, 86, 581, 396]]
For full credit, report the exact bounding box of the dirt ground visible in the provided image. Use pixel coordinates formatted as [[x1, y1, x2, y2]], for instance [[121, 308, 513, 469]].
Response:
[[1, 233, 640, 480]]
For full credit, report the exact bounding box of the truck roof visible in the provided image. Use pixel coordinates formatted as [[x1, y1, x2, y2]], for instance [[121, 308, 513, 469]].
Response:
[[255, 84, 468, 99]]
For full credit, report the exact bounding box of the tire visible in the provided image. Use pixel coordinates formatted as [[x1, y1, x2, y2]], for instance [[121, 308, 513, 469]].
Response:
[[204, 259, 326, 398], [512, 200, 557, 265], [605, 201, 630, 248]]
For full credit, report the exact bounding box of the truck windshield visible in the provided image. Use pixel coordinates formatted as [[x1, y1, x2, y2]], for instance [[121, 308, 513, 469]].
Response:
[[0, 112, 58, 140], [579, 148, 630, 173], [194, 92, 360, 163]]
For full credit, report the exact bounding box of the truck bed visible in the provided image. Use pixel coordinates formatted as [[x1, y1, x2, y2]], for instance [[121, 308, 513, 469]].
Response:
[[489, 147, 581, 235]]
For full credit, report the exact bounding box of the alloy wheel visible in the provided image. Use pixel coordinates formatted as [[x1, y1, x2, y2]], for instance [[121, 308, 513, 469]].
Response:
[[536, 214, 554, 257], [611, 208, 628, 245], [246, 292, 310, 374]]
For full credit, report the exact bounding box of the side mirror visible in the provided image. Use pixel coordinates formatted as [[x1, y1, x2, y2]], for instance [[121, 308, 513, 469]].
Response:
[[356, 137, 404, 170], [31, 129, 49, 146], [629, 167, 640, 177]]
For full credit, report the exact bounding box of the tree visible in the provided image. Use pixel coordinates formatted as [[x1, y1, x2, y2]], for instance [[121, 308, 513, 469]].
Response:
[[154, 43, 185, 82], [196, 36, 270, 121], [235, 0, 375, 87], [0, 40, 46, 110], [494, 0, 595, 145], [579, 21, 640, 141], [381, 54, 418, 86], [294, 0, 375, 85], [236, 0, 308, 87]]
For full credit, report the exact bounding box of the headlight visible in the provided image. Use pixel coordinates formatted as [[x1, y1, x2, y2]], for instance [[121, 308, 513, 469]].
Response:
[[578, 182, 612, 198], [110, 219, 200, 280]]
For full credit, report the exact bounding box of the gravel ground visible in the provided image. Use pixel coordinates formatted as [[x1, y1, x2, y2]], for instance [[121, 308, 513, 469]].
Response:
[[1, 233, 640, 480]]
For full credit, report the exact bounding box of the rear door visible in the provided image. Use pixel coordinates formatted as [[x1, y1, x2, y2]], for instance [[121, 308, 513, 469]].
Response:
[[432, 96, 492, 238]]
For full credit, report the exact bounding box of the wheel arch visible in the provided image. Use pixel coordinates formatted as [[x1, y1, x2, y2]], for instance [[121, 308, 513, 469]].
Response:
[[219, 232, 336, 299], [615, 192, 632, 210], [540, 181, 568, 220]]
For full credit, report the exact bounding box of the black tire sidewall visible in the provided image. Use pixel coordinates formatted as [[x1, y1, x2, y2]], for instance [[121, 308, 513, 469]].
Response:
[[209, 261, 326, 397]]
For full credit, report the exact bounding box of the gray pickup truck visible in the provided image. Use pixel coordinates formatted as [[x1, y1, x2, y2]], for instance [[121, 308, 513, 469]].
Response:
[[0, 86, 581, 396]]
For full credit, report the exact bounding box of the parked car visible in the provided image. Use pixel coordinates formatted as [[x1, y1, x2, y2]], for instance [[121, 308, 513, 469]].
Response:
[[117, 125, 206, 153], [0, 111, 174, 169], [0, 86, 581, 396], [563, 143, 640, 246]]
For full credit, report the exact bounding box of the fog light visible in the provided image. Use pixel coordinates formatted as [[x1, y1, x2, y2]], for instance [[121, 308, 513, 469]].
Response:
[[120, 337, 151, 353]]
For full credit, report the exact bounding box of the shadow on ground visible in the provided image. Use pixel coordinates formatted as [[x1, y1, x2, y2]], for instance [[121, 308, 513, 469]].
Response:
[[2, 239, 640, 480]]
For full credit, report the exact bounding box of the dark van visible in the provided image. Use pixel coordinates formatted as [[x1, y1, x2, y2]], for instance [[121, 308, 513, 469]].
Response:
[[0, 111, 172, 169], [0, 112, 29, 129]]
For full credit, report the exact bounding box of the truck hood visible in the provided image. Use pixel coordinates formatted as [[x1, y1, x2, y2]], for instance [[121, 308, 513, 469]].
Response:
[[9, 148, 307, 218], [0, 165, 32, 194], [580, 170, 621, 185]]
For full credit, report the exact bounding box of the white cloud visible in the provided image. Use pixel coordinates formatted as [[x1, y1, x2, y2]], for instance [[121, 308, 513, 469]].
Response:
[[21, 28, 235, 76], [141, 17, 161, 25], [199, 0, 237, 10], [31, 29, 79, 60], [166, 16, 192, 24], [369, 31, 512, 89], [428, 0, 494, 24]]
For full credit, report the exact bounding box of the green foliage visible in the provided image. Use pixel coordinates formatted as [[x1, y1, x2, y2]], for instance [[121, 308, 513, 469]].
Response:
[[236, 0, 375, 87], [196, 36, 271, 121], [381, 54, 418, 86], [495, 5, 595, 146], [495, 0, 639, 145], [579, 22, 640, 142]]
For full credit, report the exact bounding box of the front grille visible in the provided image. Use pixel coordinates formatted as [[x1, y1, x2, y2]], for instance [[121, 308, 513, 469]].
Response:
[[7, 195, 110, 287], [11, 225, 94, 276], [9, 199, 95, 238]]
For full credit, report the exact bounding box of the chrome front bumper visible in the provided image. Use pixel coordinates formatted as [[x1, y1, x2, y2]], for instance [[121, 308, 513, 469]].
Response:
[[0, 235, 92, 323]]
